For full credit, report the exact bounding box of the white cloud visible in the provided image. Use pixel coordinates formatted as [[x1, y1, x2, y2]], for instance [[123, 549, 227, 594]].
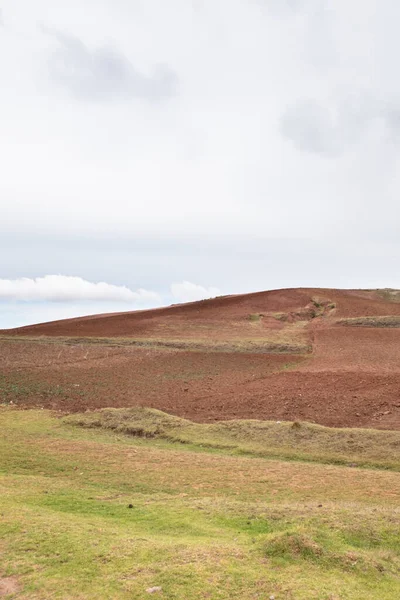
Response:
[[0, 277, 221, 328], [170, 281, 220, 303], [0, 275, 161, 303]]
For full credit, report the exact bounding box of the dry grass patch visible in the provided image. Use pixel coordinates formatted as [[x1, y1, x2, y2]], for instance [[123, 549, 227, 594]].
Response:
[[0, 334, 310, 354], [337, 316, 400, 328], [65, 407, 400, 470]]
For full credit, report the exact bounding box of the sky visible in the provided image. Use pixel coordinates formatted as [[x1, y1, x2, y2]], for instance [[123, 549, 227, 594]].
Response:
[[1, 0, 400, 328]]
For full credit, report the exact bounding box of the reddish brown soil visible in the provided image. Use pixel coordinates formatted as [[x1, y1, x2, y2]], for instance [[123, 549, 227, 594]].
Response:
[[5, 287, 400, 339], [1, 287, 400, 429]]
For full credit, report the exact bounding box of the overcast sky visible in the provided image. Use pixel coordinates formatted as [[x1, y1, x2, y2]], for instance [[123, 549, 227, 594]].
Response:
[[1, 0, 400, 328]]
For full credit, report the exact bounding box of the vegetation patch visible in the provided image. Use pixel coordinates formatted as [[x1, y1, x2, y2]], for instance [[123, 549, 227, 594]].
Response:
[[264, 529, 393, 574], [0, 373, 85, 404], [266, 531, 324, 561], [271, 312, 289, 322], [65, 407, 400, 470], [310, 297, 336, 318], [247, 313, 263, 322], [270, 299, 336, 323], [338, 316, 400, 328], [0, 334, 310, 354], [375, 289, 400, 303]]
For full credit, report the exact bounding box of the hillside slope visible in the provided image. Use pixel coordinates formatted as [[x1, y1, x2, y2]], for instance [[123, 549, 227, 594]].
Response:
[[1, 288, 400, 429], [3, 287, 400, 338]]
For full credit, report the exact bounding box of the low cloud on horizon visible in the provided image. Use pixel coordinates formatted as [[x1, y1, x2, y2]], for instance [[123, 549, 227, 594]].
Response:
[[0, 275, 161, 304], [0, 275, 221, 328]]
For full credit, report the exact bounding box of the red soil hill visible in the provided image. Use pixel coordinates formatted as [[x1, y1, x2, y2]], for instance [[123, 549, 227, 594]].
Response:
[[1, 288, 400, 429]]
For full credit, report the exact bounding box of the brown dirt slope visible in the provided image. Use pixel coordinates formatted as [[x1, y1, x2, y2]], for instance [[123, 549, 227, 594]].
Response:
[[4, 287, 400, 338], [1, 287, 400, 430]]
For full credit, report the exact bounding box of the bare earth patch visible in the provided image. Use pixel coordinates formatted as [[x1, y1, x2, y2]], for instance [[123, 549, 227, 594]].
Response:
[[0, 577, 20, 597]]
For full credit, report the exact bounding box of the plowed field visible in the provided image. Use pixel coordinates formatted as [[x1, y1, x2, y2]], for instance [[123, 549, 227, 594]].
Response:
[[1, 287, 400, 429]]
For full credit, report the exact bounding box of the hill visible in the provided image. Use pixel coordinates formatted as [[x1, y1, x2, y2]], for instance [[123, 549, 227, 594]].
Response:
[[1, 287, 400, 429]]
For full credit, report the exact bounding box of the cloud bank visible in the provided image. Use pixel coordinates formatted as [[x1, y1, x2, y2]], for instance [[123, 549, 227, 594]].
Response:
[[0, 275, 161, 303], [0, 276, 222, 328]]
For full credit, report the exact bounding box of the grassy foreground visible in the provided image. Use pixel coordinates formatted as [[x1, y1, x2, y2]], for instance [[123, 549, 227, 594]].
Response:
[[0, 408, 399, 599]]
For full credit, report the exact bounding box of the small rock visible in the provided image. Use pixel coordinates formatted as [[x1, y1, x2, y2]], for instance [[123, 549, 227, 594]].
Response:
[[128, 504, 133, 509], [269, 595, 275, 600], [146, 587, 162, 594]]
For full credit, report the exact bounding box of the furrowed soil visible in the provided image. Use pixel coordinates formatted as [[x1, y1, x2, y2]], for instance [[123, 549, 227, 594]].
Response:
[[1, 287, 400, 429]]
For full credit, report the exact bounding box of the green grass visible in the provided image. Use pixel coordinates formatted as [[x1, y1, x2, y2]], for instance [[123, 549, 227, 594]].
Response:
[[0, 373, 85, 404], [1, 407, 400, 599], [0, 372, 89, 406]]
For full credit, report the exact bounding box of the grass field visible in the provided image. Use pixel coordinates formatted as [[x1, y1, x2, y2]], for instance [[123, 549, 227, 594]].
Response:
[[1, 407, 400, 599]]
